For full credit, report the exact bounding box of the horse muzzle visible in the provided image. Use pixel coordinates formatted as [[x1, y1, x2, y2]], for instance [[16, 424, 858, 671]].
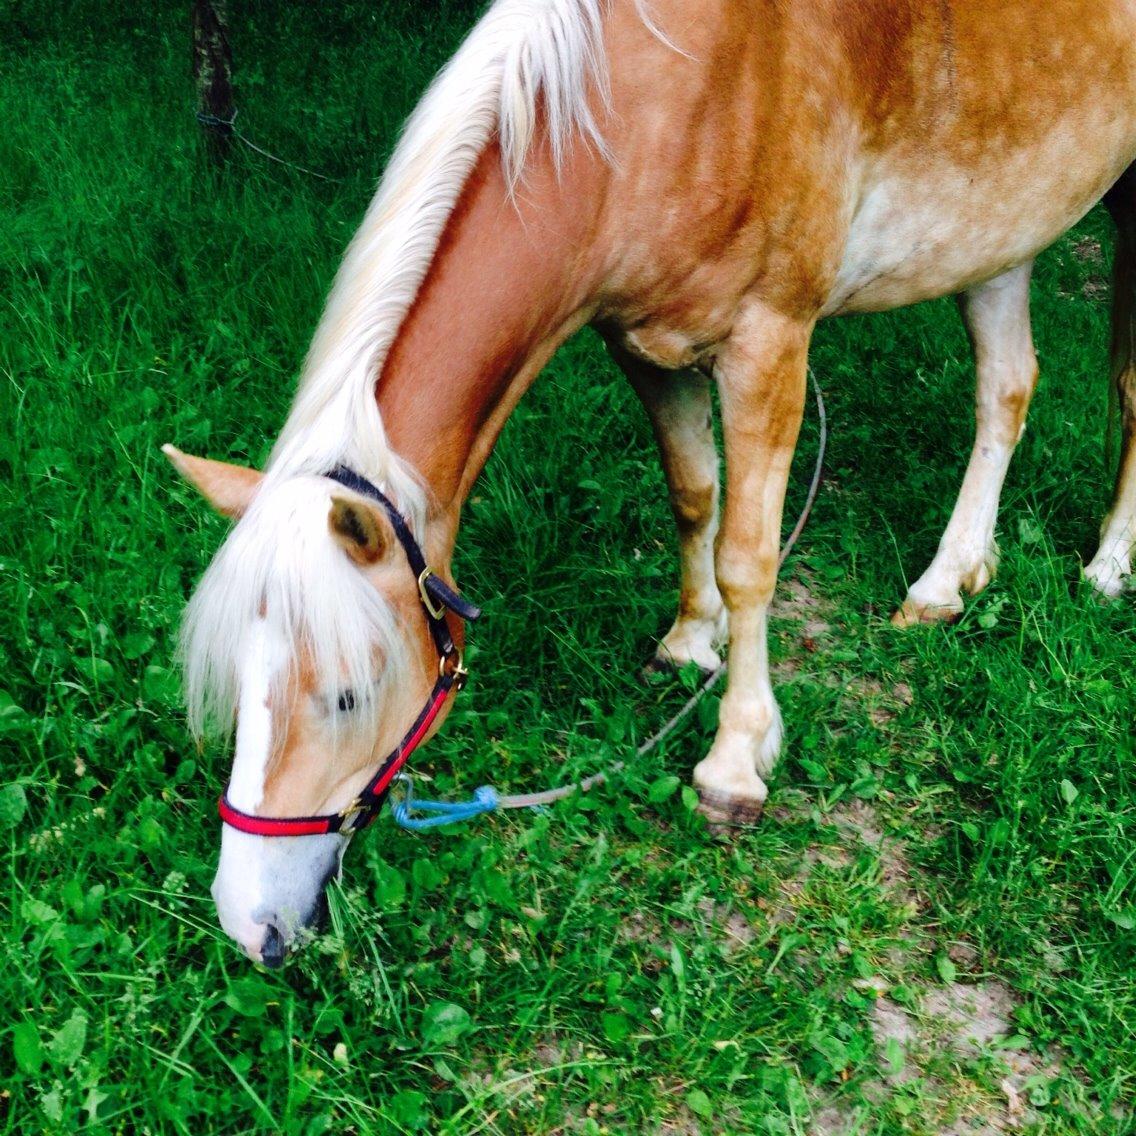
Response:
[[212, 826, 346, 965]]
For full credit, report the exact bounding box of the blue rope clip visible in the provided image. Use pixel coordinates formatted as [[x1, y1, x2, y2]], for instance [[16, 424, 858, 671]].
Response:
[[390, 775, 499, 831]]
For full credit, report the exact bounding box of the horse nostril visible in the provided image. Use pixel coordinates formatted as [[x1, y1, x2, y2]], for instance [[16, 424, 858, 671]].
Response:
[[260, 924, 288, 969]]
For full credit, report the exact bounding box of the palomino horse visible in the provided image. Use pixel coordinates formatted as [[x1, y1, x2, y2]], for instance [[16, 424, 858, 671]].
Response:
[[166, 0, 1136, 964]]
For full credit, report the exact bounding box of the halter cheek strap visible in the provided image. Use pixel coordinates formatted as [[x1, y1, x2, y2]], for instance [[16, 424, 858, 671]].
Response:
[[216, 466, 481, 838]]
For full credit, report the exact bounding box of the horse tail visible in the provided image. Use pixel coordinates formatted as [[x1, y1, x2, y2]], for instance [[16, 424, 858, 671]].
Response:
[[1104, 165, 1136, 472]]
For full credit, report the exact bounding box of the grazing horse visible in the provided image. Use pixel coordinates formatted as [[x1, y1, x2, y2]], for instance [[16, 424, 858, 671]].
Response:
[[166, 0, 1136, 964]]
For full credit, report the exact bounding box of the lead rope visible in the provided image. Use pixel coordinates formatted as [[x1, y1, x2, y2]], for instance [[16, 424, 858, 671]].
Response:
[[390, 368, 828, 831]]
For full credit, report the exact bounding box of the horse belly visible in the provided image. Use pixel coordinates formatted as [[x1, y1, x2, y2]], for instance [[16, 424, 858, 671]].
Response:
[[825, 115, 1136, 315]]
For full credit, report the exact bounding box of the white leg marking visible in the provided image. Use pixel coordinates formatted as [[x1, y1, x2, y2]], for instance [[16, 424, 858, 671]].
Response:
[[896, 263, 1037, 625], [1085, 528, 1134, 596], [693, 607, 780, 802]]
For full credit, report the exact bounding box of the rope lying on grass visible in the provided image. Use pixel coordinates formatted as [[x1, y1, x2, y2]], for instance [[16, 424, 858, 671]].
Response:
[[391, 368, 829, 830], [196, 109, 341, 183]]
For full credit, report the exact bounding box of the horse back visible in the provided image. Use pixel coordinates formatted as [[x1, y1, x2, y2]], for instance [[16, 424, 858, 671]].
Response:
[[597, 0, 1136, 348]]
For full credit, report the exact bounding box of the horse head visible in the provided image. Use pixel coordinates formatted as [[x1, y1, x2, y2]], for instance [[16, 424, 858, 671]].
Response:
[[165, 447, 469, 965]]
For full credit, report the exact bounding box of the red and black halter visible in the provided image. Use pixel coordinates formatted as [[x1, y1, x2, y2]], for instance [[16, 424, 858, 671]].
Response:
[[216, 466, 481, 838]]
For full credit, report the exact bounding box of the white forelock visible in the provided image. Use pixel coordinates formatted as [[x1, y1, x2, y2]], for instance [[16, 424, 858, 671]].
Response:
[[181, 477, 409, 739]]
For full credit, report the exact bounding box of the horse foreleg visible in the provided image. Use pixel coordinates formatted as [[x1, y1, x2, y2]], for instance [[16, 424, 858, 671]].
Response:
[[693, 303, 810, 824], [1086, 168, 1136, 597], [893, 261, 1038, 626], [615, 349, 726, 671]]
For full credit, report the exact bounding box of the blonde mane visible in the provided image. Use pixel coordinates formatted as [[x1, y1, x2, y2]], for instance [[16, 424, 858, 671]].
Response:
[[266, 0, 612, 526], [182, 0, 612, 737]]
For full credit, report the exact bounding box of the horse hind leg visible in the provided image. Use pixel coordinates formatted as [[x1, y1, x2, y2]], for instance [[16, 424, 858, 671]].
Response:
[[1085, 168, 1136, 596], [893, 261, 1038, 626], [614, 346, 726, 671]]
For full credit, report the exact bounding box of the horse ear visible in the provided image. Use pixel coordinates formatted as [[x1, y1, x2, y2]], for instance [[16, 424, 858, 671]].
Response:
[[162, 445, 263, 518], [328, 495, 388, 564]]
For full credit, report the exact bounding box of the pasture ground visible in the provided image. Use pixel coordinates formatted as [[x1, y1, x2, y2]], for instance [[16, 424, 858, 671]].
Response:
[[1, 2, 1134, 1132]]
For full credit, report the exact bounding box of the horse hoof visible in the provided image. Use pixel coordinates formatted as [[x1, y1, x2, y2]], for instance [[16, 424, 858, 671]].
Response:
[[640, 655, 678, 682], [640, 653, 720, 683], [890, 599, 963, 628], [696, 788, 764, 835]]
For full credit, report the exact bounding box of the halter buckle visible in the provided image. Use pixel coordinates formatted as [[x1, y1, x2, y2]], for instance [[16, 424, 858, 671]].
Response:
[[337, 797, 367, 834], [417, 567, 447, 621], [440, 647, 468, 690]]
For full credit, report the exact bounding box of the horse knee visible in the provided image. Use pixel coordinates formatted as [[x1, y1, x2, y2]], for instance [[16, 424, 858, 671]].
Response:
[[671, 482, 716, 531], [716, 548, 777, 610]]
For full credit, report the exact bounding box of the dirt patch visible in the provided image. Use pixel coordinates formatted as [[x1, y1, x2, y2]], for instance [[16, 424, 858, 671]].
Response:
[[947, 940, 980, 970], [943, 1120, 1003, 1136], [854, 980, 1071, 1132], [1082, 274, 1109, 302], [763, 763, 1089, 1132], [695, 896, 756, 954], [772, 571, 834, 642], [655, 1110, 703, 1135], [1070, 235, 1103, 264], [922, 981, 1017, 1057], [871, 995, 919, 1053], [771, 569, 835, 679], [762, 798, 914, 927], [870, 681, 914, 726], [827, 798, 886, 846], [841, 675, 916, 728], [824, 799, 917, 907], [758, 865, 812, 928], [766, 788, 816, 826], [619, 898, 757, 959], [811, 1102, 866, 1135], [529, 1033, 584, 1070], [619, 907, 669, 950], [864, 980, 1020, 1064]]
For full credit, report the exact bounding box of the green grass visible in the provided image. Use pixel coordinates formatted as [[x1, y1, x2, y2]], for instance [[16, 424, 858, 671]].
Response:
[[2, 3, 1134, 1133]]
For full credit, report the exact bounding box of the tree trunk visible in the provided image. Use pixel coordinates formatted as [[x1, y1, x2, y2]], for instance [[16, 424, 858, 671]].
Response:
[[192, 0, 233, 166]]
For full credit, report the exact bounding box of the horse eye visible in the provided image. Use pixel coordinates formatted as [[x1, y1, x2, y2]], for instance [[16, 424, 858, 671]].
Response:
[[336, 689, 356, 713]]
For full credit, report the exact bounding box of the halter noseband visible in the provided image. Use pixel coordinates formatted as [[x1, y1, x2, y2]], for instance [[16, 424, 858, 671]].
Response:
[[216, 466, 482, 838]]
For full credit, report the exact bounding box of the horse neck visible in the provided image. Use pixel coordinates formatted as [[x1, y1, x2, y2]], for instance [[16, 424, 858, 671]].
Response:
[[377, 142, 607, 561]]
